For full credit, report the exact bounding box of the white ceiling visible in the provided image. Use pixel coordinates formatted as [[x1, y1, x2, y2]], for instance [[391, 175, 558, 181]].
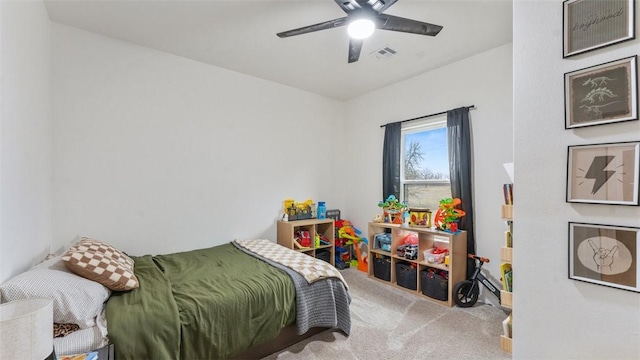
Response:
[[44, 0, 513, 100]]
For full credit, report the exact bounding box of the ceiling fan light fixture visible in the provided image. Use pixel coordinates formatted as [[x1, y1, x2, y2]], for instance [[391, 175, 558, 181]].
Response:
[[370, 1, 384, 11], [347, 18, 375, 39]]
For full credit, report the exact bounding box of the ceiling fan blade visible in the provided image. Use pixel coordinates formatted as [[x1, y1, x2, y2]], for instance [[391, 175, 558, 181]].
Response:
[[277, 17, 348, 38], [378, 14, 443, 36], [348, 38, 364, 63]]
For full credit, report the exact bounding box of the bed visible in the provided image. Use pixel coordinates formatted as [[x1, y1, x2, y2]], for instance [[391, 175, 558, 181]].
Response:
[[0, 238, 351, 359]]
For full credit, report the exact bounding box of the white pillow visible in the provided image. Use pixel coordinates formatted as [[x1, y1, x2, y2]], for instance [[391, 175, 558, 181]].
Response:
[[0, 259, 110, 328], [34, 254, 72, 272]]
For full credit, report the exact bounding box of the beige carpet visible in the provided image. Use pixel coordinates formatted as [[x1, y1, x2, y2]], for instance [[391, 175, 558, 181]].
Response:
[[263, 267, 511, 360]]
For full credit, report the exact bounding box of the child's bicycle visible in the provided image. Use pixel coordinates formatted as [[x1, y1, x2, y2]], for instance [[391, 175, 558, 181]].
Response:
[[453, 254, 502, 307]]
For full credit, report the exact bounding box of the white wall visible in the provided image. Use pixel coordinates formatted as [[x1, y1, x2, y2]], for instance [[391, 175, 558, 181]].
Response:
[[514, 1, 640, 358], [0, 1, 52, 283], [51, 23, 346, 256], [343, 43, 514, 305]]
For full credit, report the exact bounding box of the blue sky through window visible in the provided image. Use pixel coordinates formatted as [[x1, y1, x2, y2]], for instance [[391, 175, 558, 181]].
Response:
[[405, 127, 449, 178]]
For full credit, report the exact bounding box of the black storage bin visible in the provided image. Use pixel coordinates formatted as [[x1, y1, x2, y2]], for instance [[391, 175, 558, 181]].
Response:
[[373, 255, 391, 281], [315, 249, 331, 263], [395, 262, 417, 290], [421, 269, 448, 301]]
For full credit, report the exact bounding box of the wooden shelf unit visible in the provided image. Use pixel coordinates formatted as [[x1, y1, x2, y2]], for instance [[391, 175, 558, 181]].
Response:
[[500, 245, 513, 310], [277, 219, 335, 266], [500, 204, 513, 354], [500, 335, 513, 354], [367, 222, 467, 307]]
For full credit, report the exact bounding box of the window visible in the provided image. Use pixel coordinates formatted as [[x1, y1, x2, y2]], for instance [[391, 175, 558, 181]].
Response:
[[401, 118, 451, 210]]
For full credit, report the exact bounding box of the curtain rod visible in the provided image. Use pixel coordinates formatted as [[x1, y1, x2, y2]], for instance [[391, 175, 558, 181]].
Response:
[[379, 105, 475, 128]]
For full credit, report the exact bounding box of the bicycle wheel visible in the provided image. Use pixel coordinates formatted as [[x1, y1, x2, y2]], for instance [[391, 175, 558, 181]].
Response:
[[453, 280, 479, 308]]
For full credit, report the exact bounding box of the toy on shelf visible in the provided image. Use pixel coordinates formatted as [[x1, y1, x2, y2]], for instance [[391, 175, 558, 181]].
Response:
[[294, 230, 311, 248], [409, 208, 432, 227], [315, 233, 330, 247], [377, 195, 408, 224], [397, 233, 419, 260], [397, 244, 419, 259], [402, 233, 418, 245], [433, 198, 466, 233], [424, 246, 449, 264], [283, 199, 316, 221], [374, 232, 392, 252]]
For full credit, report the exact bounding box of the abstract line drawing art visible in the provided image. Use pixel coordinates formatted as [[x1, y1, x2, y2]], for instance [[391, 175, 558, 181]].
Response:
[[569, 222, 639, 292], [563, 0, 635, 58], [567, 141, 639, 205], [565, 56, 637, 129], [587, 238, 619, 273]]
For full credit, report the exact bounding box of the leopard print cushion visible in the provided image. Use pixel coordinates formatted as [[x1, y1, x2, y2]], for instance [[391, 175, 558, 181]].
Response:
[[54, 323, 80, 338]]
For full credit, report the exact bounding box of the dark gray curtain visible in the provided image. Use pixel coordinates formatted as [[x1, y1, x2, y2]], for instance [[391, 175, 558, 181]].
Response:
[[447, 107, 475, 280], [382, 122, 401, 200]]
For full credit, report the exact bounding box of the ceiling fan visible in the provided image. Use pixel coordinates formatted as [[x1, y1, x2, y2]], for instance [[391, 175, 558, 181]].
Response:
[[276, 0, 443, 63]]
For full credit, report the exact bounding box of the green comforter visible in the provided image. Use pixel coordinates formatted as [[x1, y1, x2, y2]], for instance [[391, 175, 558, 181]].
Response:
[[105, 243, 297, 359]]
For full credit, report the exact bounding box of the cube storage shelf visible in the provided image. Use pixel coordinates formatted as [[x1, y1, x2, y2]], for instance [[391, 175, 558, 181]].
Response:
[[277, 219, 335, 266], [500, 204, 514, 354], [367, 222, 467, 307]]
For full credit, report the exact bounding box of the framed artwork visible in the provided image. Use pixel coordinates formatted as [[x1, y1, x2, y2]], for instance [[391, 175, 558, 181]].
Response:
[[565, 56, 638, 129], [566, 141, 639, 205], [563, 0, 635, 58], [569, 222, 639, 292]]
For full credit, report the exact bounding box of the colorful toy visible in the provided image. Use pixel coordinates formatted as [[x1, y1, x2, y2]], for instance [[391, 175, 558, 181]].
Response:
[[433, 198, 466, 233], [284, 199, 316, 221], [374, 233, 392, 251], [404, 245, 418, 260], [294, 230, 311, 248], [334, 245, 351, 269], [396, 233, 419, 259], [377, 195, 408, 223], [315, 234, 330, 247], [409, 208, 432, 227], [402, 233, 418, 245], [424, 246, 449, 264], [334, 237, 353, 269], [335, 219, 368, 272]]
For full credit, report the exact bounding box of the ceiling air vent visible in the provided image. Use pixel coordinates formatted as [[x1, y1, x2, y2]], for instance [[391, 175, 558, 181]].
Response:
[[371, 46, 398, 60]]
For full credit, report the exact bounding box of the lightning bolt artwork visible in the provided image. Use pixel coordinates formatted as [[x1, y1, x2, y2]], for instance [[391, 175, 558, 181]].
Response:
[[568, 141, 639, 205], [584, 155, 615, 194]]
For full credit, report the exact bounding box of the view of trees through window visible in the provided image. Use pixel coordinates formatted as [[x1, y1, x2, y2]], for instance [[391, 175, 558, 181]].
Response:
[[402, 125, 452, 210]]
